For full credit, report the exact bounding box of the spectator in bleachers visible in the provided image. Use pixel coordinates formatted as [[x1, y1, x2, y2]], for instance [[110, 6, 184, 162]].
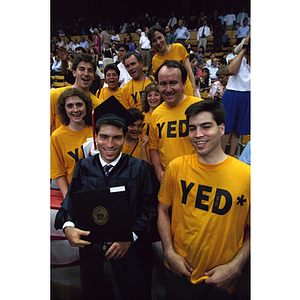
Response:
[[174, 19, 190, 45], [206, 52, 216, 68], [141, 82, 163, 136], [218, 57, 227, 69], [226, 44, 237, 64], [93, 28, 101, 54], [235, 18, 250, 45], [197, 46, 206, 61], [208, 66, 229, 98], [98, 64, 122, 103], [186, 43, 194, 54], [71, 38, 80, 53], [208, 58, 218, 82], [121, 51, 155, 111], [102, 42, 117, 69], [197, 18, 210, 52], [123, 108, 150, 163], [100, 28, 111, 51], [111, 29, 120, 45], [51, 54, 62, 75], [212, 18, 225, 52], [165, 25, 175, 45], [149, 25, 197, 97], [224, 8, 236, 30], [197, 59, 205, 77], [189, 53, 198, 77], [236, 7, 249, 28], [116, 43, 132, 88], [167, 11, 177, 31], [79, 35, 89, 50], [199, 67, 211, 92], [64, 36, 73, 54], [221, 35, 251, 157], [125, 34, 136, 52], [50, 88, 94, 198], [50, 53, 102, 134]]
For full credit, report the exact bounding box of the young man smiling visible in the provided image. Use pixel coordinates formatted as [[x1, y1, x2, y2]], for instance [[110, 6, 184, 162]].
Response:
[[50, 53, 102, 134], [55, 96, 159, 300], [157, 99, 250, 300]]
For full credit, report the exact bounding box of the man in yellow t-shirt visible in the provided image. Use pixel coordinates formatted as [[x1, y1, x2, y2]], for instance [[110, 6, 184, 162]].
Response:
[[157, 99, 250, 299], [50, 53, 102, 134], [149, 60, 202, 182], [121, 52, 155, 111]]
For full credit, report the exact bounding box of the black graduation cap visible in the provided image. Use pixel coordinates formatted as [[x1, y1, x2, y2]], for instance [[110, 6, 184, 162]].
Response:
[[83, 96, 137, 149], [84, 96, 136, 127]]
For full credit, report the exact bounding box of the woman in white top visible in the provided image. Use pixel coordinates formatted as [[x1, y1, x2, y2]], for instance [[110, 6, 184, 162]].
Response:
[[221, 35, 250, 157]]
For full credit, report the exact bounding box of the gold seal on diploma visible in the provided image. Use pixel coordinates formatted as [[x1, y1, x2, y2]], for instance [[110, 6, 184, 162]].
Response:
[[92, 206, 109, 225]]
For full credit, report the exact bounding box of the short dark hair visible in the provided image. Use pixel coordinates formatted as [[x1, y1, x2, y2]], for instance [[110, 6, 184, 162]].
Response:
[[185, 99, 226, 126], [104, 63, 120, 77], [128, 107, 145, 122], [95, 119, 127, 136], [72, 53, 97, 73], [56, 88, 93, 125], [118, 43, 129, 52], [155, 60, 187, 84], [148, 25, 166, 45], [123, 51, 143, 64]]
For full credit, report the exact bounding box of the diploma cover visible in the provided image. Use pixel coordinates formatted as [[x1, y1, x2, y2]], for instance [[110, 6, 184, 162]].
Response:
[[71, 186, 133, 243]]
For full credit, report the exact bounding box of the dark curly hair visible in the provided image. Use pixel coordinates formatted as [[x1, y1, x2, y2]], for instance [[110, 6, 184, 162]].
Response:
[[56, 88, 93, 125]]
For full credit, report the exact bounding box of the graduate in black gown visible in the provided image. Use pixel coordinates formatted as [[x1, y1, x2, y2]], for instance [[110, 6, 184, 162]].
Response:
[[55, 96, 159, 300]]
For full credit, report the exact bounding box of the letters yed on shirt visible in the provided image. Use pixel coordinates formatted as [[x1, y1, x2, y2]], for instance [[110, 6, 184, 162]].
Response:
[[181, 180, 247, 215], [156, 120, 189, 138]]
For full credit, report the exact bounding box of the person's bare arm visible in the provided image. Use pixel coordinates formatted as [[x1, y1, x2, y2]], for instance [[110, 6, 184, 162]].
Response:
[[157, 202, 194, 277], [56, 46, 69, 76], [55, 176, 69, 199], [184, 57, 198, 97], [205, 225, 250, 290], [150, 149, 164, 182]]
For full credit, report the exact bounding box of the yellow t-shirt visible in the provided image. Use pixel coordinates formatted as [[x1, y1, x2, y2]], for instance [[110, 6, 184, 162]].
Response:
[[98, 86, 122, 103], [152, 43, 193, 96], [50, 86, 102, 134], [50, 125, 93, 185], [149, 96, 201, 170], [121, 77, 154, 111], [122, 138, 150, 163], [142, 111, 152, 136], [158, 154, 250, 293]]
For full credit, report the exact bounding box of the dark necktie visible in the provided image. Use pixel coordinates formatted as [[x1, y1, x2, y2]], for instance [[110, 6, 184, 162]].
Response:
[[104, 164, 112, 177], [202, 26, 205, 38]]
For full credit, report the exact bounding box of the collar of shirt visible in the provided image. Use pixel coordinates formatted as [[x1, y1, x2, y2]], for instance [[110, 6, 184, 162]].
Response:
[[99, 152, 122, 168]]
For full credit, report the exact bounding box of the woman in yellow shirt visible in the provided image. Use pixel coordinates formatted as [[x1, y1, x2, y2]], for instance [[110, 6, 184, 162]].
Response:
[[148, 25, 198, 97], [50, 88, 93, 198], [141, 82, 163, 136], [97, 63, 122, 103]]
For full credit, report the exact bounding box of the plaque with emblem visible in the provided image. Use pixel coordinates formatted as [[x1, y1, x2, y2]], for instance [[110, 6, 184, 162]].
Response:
[[70, 187, 133, 243]]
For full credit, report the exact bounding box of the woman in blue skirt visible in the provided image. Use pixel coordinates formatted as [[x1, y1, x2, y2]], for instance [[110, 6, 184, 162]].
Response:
[[221, 34, 250, 157]]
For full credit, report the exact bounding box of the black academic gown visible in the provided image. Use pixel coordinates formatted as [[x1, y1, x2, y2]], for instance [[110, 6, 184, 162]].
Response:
[[55, 154, 159, 300]]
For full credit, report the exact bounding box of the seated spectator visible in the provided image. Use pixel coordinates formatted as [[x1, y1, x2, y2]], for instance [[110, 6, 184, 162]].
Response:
[[235, 18, 250, 45], [123, 108, 150, 163], [186, 43, 194, 54], [197, 46, 206, 62], [208, 58, 219, 82], [111, 30, 120, 45], [97, 64, 122, 103], [208, 66, 229, 98], [165, 25, 175, 45], [205, 52, 215, 68], [102, 42, 117, 69], [51, 54, 62, 75], [218, 57, 227, 69], [196, 59, 205, 77], [79, 35, 89, 50], [199, 67, 211, 92], [189, 53, 198, 77], [226, 44, 237, 64], [50, 88, 94, 198]]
